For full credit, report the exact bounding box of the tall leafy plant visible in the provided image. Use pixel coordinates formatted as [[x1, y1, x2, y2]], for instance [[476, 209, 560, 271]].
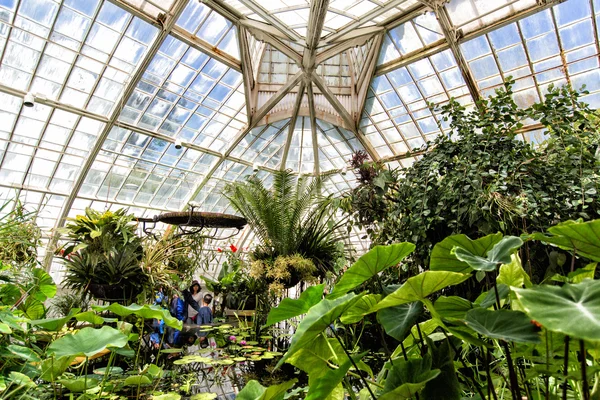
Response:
[[342, 82, 600, 280], [223, 170, 346, 290]]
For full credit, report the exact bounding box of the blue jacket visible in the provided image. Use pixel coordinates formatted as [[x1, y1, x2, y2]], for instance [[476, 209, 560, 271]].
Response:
[[170, 297, 185, 321]]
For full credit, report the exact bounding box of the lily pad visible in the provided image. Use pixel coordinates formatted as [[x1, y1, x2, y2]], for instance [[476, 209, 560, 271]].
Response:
[[48, 326, 128, 358]]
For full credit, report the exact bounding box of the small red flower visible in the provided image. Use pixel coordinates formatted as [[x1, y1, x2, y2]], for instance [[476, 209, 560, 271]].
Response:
[[230, 244, 238, 253], [531, 320, 543, 329], [217, 248, 223, 253]]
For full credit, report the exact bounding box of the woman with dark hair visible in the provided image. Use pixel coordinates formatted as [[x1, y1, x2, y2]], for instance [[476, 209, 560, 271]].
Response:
[[183, 280, 202, 324]]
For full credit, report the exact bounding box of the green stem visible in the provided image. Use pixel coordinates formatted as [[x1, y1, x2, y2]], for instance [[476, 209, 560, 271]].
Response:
[[500, 340, 521, 399], [545, 330, 550, 400], [98, 351, 115, 396], [442, 330, 485, 400], [486, 347, 499, 400], [581, 340, 590, 400], [563, 336, 570, 400], [332, 325, 377, 399]]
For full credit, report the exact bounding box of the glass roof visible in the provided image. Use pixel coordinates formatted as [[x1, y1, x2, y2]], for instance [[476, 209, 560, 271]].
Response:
[[0, 0, 596, 279]]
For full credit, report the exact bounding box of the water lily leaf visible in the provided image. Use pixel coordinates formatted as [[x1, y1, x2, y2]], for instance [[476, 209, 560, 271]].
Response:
[[48, 326, 128, 358], [530, 219, 600, 261], [9, 372, 35, 389], [433, 296, 472, 320], [91, 303, 182, 330], [75, 311, 105, 325], [330, 243, 415, 298], [6, 344, 41, 362], [124, 375, 152, 386], [152, 394, 181, 400], [93, 366, 123, 376], [341, 294, 381, 324], [371, 271, 470, 312], [377, 302, 422, 341], [266, 284, 324, 326], [514, 280, 600, 340], [40, 355, 76, 382], [306, 353, 366, 400], [465, 308, 540, 343], [30, 308, 80, 331], [452, 236, 523, 272], [190, 394, 217, 400], [430, 233, 503, 273], [58, 377, 99, 392], [277, 293, 363, 368], [237, 379, 297, 400]]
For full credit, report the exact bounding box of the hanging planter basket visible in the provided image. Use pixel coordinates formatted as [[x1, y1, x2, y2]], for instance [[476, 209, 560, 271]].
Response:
[[154, 211, 247, 229]]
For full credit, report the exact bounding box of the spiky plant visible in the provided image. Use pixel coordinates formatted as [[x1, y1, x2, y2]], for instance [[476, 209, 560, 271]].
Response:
[[223, 169, 346, 285]]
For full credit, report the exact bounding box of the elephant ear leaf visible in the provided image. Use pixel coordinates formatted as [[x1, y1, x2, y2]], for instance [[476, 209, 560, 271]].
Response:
[[237, 379, 297, 400], [330, 243, 415, 299], [377, 302, 423, 341], [266, 284, 324, 326], [305, 353, 366, 400], [379, 355, 440, 400], [530, 219, 600, 262], [452, 236, 523, 272], [514, 280, 600, 341], [430, 233, 503, 273], [276, 293, 363, 368], [465, 308, 541, 343]]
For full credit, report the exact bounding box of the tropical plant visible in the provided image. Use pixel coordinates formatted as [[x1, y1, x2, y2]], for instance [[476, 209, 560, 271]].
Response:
[[223, 169, 347, 289], [259, 218, 600, 399], [0, 198, 41, 268], [58, 208, 146, 303], [342, 82, 600, 281]]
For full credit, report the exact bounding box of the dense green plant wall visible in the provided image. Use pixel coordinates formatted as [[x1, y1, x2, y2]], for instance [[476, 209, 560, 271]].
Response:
[[342, 83, 600, 280]]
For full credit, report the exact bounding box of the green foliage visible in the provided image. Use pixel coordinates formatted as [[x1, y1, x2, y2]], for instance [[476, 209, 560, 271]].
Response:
[[224, 169, 347, 285], [266, 284, 324, 326], [342, 82, 600, 280]]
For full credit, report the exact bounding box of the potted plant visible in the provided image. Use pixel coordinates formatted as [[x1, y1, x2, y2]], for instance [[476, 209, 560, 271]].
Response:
[[57, 208, 146, 304]]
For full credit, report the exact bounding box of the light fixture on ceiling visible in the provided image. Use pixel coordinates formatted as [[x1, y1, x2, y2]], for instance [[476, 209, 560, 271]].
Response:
[[341, 167, 348, 175], [253, 162, 260, 172], [174, 138, 183, 150], [23, 92, 35, 107]]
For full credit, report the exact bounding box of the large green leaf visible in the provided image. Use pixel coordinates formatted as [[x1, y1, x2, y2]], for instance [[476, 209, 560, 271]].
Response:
[[266, 284, 324, 326], [340, 294, 380, 324], [433, 296, 473, 320], [92, 303, 182, 330], [30, 268, 57, 301], [370, 271, 470, 312], [514, 279, 600, 340], [422, 339, 461, 400], [497, 254, 532, 288], [306, 353, 366, 400], [465, 308, 540, 343], [379, 356, 440, 400], [47, 326, 129, 358], [330, 243, 415, 298], [58, 377, 99, 392], [237, 379, 297, 400], [277, 293, 363, 368], [430, 233, 503, 273], [6, 344, 41, 362], [452, 236, 523, 272], [286, 334, 333, 377], [30, 308, 80, 331], [377, 302, 422, 341], [40, 356, 76, 382], [75, 311, 105, 325], [124, 375, 152, 386], [530, 219, 600, 262]]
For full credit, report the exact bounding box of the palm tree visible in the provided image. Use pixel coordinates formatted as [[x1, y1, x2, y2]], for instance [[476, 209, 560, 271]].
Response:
[[223, 169, 346, 284]]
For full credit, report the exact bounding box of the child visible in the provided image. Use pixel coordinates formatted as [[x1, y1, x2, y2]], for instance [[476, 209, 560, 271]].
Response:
[[197, 294, 213, 347]]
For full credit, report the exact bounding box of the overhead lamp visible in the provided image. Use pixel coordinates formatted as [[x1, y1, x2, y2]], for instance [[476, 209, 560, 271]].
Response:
[[174, 138, 183, 149], [253, 163, 260, 172], [24, 92, 35, 107]]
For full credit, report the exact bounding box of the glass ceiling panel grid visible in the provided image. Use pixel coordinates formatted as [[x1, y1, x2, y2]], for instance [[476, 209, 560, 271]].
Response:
[[363, 49, 474, 158], [176, 0, 240, 60], [461, 0, 600, 111], [316, 119, 365, 172], [118, 0, 176, 19], [79, 127, 218, 210], [118, 34, 247, 153], [286, 117, 314, 174], [258, 43, 301, 84], [232, 119, 289, 169], [0, 92, 107, 194], [316, 51, 351, 88], [446, 0, 537, 35], [378, 11, 444, 66], [0, 0, 159, 117]]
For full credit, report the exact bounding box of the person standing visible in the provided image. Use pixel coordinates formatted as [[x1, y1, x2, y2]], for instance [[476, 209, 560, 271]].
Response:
[[182, 280, 202, 324]]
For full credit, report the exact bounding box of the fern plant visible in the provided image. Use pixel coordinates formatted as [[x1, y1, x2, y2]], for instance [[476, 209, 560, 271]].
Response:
[[223, 170, 346, 289]]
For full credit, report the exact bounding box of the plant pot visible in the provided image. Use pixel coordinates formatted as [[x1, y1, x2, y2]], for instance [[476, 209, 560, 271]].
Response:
[[87, 283, 139, 304]]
